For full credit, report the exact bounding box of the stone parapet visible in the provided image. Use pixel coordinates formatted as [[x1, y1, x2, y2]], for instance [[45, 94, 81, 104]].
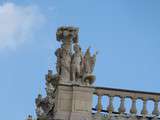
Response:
[[54, 84, 94, 120], [93, 86, 160, 119]]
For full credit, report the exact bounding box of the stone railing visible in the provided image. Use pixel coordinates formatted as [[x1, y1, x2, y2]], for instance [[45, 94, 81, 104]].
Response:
[[93, 86, 160, 118]]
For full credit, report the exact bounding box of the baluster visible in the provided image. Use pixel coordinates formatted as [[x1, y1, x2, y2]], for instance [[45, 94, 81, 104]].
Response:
[[118, 96, 126, 114], [130, 96, 137, 114], [152, 97, 160, 116], [141, 97, 148, 116], [97, 94, 102, 113], [107, 96, 114, 114]]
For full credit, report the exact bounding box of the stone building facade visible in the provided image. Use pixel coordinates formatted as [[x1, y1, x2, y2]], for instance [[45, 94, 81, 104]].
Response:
[[27, 26, 160, 120]]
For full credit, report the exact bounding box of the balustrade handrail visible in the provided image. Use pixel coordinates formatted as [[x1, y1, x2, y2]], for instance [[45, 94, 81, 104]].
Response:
[[94, 86, 160, 96], [93, 86, 160, 117], [93, 86, 160, 101]]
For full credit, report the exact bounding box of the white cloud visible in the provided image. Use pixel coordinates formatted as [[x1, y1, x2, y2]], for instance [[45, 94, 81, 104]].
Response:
[[0, 2, 45, 50]]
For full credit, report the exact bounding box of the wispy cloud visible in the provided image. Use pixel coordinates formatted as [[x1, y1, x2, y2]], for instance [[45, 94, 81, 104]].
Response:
[[0, 2, 45, 50]]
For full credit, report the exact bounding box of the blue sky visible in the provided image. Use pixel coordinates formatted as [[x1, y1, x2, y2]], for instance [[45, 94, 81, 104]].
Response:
[[0, 0, 160, 119]]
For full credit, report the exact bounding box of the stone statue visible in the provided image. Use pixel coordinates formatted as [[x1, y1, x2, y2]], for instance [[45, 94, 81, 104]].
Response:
[[35, 93, 54, 119], [60, 48, 71, 82], [36, 106, 44, 117], [82, 47, 97, 85], [90, 51, 98, 73], [55, 48, 62, 74], [83, 47, 97, 74], [83, 47, 92, 74], [46, 82, 55, 98], [71, 44, 82, 82], [44, 71, 56, 114], [46, 78, 55, 106], [55, 44, 72, 83], [35, 94, 45, 117], [55, 26, 97, 85]]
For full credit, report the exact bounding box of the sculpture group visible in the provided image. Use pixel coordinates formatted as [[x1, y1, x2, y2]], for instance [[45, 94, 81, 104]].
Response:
[[35, 26, 97, 120], [55, 26, 97, 85]]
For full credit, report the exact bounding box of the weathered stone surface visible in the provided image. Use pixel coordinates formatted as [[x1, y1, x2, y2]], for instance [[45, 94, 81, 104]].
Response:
[[53, 85, 93, 120]]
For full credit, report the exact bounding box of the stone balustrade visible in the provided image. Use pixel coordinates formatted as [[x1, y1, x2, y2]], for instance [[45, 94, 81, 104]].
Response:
[[93, 86, 160, 117]]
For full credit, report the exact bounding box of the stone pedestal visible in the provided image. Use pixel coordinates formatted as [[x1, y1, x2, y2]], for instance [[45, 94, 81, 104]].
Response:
[[53, 84, 93, 120]]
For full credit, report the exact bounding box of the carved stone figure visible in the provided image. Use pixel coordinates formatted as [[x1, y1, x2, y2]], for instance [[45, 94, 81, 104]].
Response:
[[90, 51, 98, 73], [55, 48, 62, 74], [83, 47, 92, 74], [35, 93, 55, 119], [36, 106, 44, 117], [82, 47, 97, 85], [46, 82, 55, 98], [55, 26, 98, 85], [35, 94, 45, 117], [60, 48, 71, 82], [71, 44, 82, 82]]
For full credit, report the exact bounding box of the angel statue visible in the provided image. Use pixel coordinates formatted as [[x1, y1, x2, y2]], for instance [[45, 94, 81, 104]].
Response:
[[82, 47, 98, 85]]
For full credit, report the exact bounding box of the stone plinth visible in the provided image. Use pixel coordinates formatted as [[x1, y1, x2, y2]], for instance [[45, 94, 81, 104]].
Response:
[[53, 84, 93, 120]]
